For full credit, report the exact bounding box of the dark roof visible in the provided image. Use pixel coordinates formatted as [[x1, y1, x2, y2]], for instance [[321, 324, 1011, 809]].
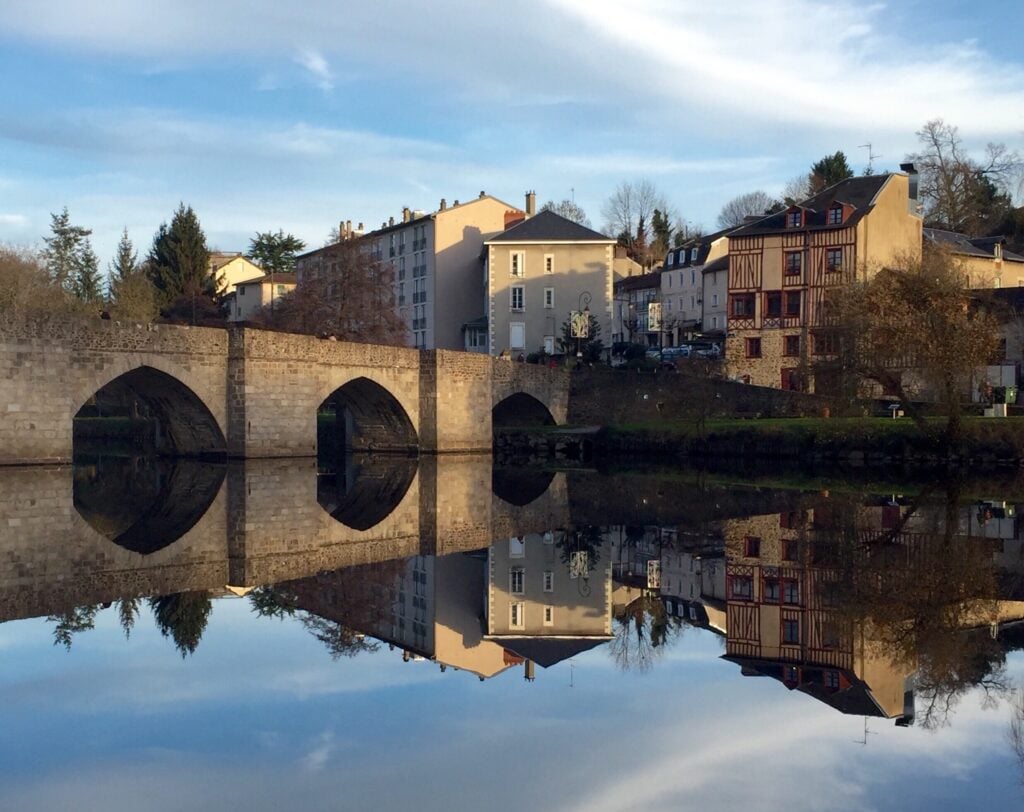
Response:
[[664, 226, 736, 269], [614, 270, 662, 293], [496, 636, 612, 667], [701, 256, 728, 274], [461, 315, 488, 330], [731, 174, 893, 237], [487, 209, 613, 243], [924, 228, 1024, 263]]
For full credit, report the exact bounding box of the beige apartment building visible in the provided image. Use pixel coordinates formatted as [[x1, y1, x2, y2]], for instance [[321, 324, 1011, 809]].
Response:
[[226, 272, 297, 322], [485, 532, 614, 666], [482, 208, 615, 357], [725, 171, 923, 390], [296, 193, 524, 350], [208, 252, 264, 296]]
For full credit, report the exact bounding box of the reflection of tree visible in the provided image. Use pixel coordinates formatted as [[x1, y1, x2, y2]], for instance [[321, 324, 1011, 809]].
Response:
[[48, 605, 100, 651], [250, 561, 406, 660], [557, 526, 603, 577], [609, 594, 682, 673], [117, 598, 140, 639], [1010, 692, 1024, 786], [149, 591, 213, 657], [825, 485, 1012, 728]]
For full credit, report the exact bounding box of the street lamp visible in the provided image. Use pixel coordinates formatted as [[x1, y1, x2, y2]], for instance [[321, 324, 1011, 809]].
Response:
[[571, 291, 592, 361]]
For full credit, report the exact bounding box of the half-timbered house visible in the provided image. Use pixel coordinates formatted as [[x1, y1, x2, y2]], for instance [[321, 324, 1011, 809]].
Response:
[[724, 173, 922, 390]]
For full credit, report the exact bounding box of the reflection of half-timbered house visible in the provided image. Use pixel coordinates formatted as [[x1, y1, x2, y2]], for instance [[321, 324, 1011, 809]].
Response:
[[724, 172, 922, 389], [721, 510, 916, 721]]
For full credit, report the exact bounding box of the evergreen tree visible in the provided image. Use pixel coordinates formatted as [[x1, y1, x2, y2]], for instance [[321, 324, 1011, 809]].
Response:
[[43, 207, 91, 292], [146, 203, 213, 306], [110, 227, 138, 282], [808, 151, 854, 193], [72, 237, 103, 303], [650, 208, 673, 260], [149, 591, 213, 657], [246, 230, 306, 275]]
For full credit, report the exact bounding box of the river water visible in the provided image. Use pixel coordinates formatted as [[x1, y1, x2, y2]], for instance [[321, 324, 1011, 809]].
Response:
[[1, 452, 1022, 810]]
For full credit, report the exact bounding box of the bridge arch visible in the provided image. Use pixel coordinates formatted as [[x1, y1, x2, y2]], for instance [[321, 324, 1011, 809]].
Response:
[[492, 392, 557, 428], [318, 375, 419, 453], [317, 454, 419, 531], [74, 363, 226, 457]]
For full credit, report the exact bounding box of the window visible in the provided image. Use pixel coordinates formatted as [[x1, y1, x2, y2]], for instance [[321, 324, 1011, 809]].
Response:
[[544, 287, 554, 308], [828, 206, 843, 225], [543, 571, 554, 592], [543, 605, 554, 626], [712, 293, 719, 307], [787, 210, 802, 228], [667, 275, 672, 288], [764, 577, 780, 603], [510, 285, 525, 311], [765, 291, 782, 318], [785, 252, 802, 275], [744, 536, 761, 557], [783, 579, 801, 605], [543, 335, 554, 354], [782, 618, 800, 644], [509, 537, 525, 557], [826, 248, 842, 272], [509, 567, 525, 594], [690, 248, 698, 262], [509, 322, 525, 349], [275, 285, 287, 296], [712, 316, 718, 328], [824, 670, 840, 689], [822, 622, 841, 649], [690, 270, 696, 285], [239, 287, 246, 296], [785, 290, 801, 317], [510, 602, 525, 629], [544, 254, 554, 274], [745, 337, 762, 358], [783, 539, 799, 561], [813, 330, 839, 355], [729, 575, 753, 600], [510, 251, 525, 277], [784, 335, 800, 356], [730, 293, 755, 317]]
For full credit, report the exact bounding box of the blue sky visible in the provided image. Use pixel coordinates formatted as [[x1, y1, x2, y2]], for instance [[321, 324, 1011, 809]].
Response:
[[1, 0, 1023, 265], [0, 600, 1021, 811]]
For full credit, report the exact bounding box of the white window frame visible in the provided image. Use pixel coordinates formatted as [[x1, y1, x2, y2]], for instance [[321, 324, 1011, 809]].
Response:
[[509, 322, 526, 350], [543, 287, 554, 309], [509, 537, 525, 558], [510, 602, 525, 630], [510, 567, 525, 595], [510, 250, 525, 277], [544, 254, 554, 274], [543, 335, 554, 354], [712, 293, 719, 306], [510, 285, 525, 311], [543, 571, 554, 592]]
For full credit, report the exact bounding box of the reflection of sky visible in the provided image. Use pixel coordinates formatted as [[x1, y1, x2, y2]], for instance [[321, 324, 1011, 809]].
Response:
[[0, 599, 1020, 811]]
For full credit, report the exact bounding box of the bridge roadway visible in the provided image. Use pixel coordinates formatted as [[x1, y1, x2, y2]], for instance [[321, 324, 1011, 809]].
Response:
[[0, 319, 569, 463]]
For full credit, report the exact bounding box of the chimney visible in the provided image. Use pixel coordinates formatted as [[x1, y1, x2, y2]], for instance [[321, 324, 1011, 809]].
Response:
[[900, 162, 920, 212], [339, 221, 345, 241], [357, 222, 363, 231], [479, 190, 486, 199], [345, 220, 352, 237], [525, 190, 536, 217], [389, 216, 395, 227], [523, 660, 535, 682], [439, 198, 447, 211], [402, 207, 411, 224], [453, 199, 459, 207]]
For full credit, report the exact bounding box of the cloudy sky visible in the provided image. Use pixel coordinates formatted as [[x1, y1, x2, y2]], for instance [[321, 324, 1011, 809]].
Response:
[[1, 0, 1023, 263]]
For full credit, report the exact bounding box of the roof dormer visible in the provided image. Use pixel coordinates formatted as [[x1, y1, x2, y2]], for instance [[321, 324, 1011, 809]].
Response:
[[785, 206, 808, 229], [825, 200, 854, 226]]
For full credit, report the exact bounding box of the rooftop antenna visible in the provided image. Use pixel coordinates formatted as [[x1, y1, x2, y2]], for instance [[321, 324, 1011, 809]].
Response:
[[859, 143, 881, 176], [571, 187, 575, 204], [854, 717, 878, 746]]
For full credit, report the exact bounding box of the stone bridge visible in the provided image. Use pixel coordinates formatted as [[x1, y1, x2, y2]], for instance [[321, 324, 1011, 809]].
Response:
[[0, 319, 569, 464]]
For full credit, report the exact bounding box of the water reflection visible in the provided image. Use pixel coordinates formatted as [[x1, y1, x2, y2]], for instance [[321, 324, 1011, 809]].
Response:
[[8, 456, 1024, 731], [73, 453, 225, 554]]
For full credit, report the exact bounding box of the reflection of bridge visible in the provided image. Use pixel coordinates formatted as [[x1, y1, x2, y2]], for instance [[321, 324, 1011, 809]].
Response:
[[0, 456, 571, 624], [0, 321, 569, 463]]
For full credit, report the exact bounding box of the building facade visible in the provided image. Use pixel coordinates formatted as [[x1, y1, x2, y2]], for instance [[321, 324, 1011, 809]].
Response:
[[483, 209, 615, 357], [924, 228, 1024, 287], [724, 172, 923, 390], [226, 272, 297, 322]]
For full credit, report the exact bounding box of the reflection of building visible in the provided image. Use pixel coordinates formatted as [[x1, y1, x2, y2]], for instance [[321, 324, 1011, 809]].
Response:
[[721, 510, 916, 722], [660, 543, 727, 636], [485, 532, 614, 669]]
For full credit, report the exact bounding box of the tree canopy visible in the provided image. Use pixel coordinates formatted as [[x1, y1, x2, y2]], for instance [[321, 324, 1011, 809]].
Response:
[[602, 179, 673, 268], [809, 150, 854, 194], [146, 203, 213, 306], [43, 207, 97, 301], [716, 190, 781, 229], [247, 229, 307, 274], [540, 199, 591, 228]]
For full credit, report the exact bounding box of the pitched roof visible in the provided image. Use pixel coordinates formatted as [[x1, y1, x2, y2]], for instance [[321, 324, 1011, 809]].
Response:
[[495, 636, 612, 667], [924, 228, 1024, 263], [731, 174, 893, 237], [486, 209, 613, 243], [664, 226, 736, 269], [614, 269, 662, 293], [701, 256, 729, 274]]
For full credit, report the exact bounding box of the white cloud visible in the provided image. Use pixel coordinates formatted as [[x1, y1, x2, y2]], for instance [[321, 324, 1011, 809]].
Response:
[[294, 48, 333, 91], [0, 214, 28, 227]]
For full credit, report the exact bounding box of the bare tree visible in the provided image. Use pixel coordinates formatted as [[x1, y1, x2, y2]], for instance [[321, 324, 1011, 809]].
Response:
[[602, 179, 673, 267], [909, 118, 1021, 236], [783, 174, 811, 205], [255, 239, 407, 345], [540, 199, 591, 228], [716, 190, 780, 229]]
